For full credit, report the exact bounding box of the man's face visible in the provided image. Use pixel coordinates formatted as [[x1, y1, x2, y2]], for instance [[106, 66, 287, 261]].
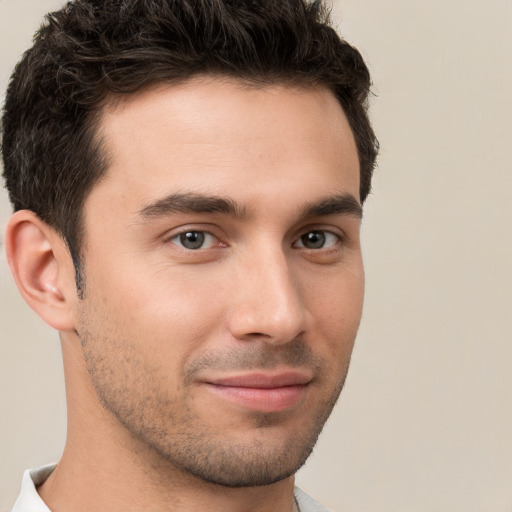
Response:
[[76, 78, 363, 487]]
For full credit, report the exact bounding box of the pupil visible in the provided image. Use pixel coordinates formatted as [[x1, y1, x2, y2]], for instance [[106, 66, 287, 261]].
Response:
[[180, 231, 204, 249], [303, 231, 325, 249]]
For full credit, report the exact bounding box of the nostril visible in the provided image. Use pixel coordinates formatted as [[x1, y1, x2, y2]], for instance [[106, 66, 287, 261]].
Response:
[[245, 332, 271, 340]]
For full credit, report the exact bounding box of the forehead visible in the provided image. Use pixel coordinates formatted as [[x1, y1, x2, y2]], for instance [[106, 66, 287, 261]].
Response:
[[88, 77, 360, 219]]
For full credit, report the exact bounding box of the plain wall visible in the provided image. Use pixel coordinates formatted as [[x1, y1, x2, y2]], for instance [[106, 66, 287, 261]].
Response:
[[1, 1, 511, 511]]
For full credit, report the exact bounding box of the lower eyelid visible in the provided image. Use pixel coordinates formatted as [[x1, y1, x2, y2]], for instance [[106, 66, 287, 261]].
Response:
[[169, 231, 220, 249], [294, 230, 343, 249]]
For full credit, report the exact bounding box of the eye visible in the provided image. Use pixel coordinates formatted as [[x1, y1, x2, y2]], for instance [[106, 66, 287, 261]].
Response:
[[294, 230, 340, 250], [170, 231, 219, 250]]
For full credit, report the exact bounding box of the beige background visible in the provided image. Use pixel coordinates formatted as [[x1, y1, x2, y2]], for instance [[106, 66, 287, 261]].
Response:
[[1, 0, 511, 510]]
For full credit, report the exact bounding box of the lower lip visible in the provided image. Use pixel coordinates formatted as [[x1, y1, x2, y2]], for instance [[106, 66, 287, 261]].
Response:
[[204, 383, 308, 412]]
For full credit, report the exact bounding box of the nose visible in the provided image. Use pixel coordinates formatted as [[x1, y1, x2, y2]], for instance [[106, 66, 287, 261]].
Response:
[[227, 248, 308, 344]]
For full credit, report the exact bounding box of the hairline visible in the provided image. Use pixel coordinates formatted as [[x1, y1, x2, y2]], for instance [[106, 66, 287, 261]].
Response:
[[71, 73, 360, 296]]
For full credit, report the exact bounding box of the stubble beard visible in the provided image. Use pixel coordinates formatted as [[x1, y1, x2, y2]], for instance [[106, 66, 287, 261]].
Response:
[[77, 314, 351, 488]]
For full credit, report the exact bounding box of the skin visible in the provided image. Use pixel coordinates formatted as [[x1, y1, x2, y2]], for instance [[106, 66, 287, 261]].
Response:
[[7, 77, 363, 512]]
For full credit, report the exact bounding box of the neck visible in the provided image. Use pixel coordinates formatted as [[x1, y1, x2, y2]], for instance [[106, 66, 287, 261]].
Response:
[[38, 457, 296, 512], [38, 338, 297, 512]]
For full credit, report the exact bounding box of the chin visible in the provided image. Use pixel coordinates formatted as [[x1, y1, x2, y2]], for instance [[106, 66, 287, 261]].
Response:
[[170, 434, 317, 488], [146, 407, 330, 489]]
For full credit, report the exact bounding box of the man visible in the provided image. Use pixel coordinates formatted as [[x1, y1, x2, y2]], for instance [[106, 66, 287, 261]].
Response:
[[2, 0, 377, 510]]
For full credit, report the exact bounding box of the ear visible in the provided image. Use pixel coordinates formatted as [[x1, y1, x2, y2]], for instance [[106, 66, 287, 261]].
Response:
[[5, 210, 78, 331]]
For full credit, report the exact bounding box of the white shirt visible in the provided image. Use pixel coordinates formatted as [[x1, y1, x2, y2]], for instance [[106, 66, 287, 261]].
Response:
[[11, 465, 54, 512], [11, 464, 331, 512]]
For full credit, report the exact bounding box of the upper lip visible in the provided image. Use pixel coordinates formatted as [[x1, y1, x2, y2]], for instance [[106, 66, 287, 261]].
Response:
[[204, 371, 312, 388]]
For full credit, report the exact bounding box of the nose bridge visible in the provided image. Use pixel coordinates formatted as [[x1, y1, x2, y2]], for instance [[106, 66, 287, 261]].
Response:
[[228, 243, 306, 343]]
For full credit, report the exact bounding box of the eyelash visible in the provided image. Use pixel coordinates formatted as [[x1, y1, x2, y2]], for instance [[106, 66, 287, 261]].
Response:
[[293, 230, 342, 250], [167, 228, 344, 251], [168, 230, 224, 250]]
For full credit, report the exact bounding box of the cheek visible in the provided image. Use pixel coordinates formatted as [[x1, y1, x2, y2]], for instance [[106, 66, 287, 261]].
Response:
[[86, 258, 231, 357], [304, 264, 364, 352]]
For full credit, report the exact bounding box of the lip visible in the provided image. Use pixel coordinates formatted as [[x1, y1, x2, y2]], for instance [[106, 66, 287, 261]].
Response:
[[202, 371, 312, 413]]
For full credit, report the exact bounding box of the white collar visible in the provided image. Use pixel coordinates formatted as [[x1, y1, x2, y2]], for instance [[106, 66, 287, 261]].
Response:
[[11, 464, 56, 512]]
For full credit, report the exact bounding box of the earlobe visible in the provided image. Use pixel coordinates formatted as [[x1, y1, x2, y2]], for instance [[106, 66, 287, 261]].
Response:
[[5, 210, 77, 331]]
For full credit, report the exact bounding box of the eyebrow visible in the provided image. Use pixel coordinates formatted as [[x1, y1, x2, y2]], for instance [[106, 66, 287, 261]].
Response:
[[137, 192, 362, 221], [300, 194, 363, 220], [137, 193, 248, 220]]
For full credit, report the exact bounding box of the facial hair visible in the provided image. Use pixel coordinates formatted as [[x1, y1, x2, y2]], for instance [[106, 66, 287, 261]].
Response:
[[78, 315, 351, 488]]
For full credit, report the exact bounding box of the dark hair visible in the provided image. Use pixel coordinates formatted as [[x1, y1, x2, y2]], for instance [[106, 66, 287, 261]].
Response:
[[1, 0, 378, 292]]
